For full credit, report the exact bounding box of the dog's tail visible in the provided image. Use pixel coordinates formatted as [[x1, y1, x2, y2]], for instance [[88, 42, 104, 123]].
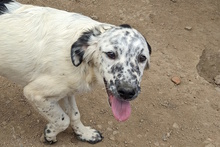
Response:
[[0, 0, 21, 15]]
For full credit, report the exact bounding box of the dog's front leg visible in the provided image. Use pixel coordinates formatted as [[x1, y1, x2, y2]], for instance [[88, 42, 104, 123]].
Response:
[[23, 86, 70, 144], [68, 95, 103, 144]]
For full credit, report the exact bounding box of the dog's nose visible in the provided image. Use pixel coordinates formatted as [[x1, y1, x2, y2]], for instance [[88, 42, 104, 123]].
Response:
[[117, 86, 136, 100]]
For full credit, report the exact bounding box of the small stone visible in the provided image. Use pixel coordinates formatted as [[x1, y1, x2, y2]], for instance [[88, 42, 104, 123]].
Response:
[[184, 26, 192, 31], [91, 15, 99, 20], [215, 87, 220, 92], [109, 135, 115, 141], [214, 75, 220, 85], [97, 124, 102, 129], [27, 110, 32, 116], [5, 100, 10, 104], [140, 119, 144, 123], [171, 76, 181, 85], [107, 127, 113, 131], [137, 134, 142, 138], [204, 138, 213, 144], [108, 121, 113, 125], [113, 130, 119, 135], [173, 123, 179, 129], [162, 131, 172, 141], [205, 143, 216, 147]]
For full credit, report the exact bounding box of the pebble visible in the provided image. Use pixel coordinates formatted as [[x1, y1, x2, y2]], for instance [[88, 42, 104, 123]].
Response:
[[137, 134, 142, 138], [107, 127, 113, 131], [162, 131, 172, 141], [97, 124, 102, 129], [184, 26, 192, 31], [215, 87, 220, 92], [27, 110, 32, 116], [205, 143, 216, 147], [172, 123, 179, 129], [108, 121, 113, 125], [113, 130, 119, 135], [5, 100, 11, 104], [91, 15, 99, 20], [171, 76, 181, 85], [214, 75, 220, 85], [109, 135, 115, 141]]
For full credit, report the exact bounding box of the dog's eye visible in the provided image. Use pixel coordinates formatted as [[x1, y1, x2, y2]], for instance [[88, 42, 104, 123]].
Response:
[[138, 55, 147, 63], [105, 52, 116, 60]]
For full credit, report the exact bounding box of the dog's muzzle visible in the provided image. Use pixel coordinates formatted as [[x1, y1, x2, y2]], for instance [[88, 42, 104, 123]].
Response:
[[116, 83, 138, 101], [103, 79, 139, 122]]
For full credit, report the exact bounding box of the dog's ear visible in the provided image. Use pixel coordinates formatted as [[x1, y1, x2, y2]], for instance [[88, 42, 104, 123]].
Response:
[[144, 38, 151, 70], [120, 24, 132, 28], [71, 24, 113, 67], [71, 32, 90, 66], [147, 42, 151, 55]]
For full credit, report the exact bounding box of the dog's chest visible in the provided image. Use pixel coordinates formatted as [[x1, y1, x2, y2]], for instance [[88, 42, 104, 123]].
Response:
[[66, 65, 99, 94]]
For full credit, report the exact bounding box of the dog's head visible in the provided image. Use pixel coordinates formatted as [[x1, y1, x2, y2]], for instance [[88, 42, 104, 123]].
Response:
[[71, 24, 151, 121]]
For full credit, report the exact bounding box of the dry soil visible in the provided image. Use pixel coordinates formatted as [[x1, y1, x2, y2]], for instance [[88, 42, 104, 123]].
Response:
[[0, 0, 220, 147]]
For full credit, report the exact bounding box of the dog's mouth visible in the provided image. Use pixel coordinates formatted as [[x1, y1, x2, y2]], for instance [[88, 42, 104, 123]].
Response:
[[104, 79, 131, 122]]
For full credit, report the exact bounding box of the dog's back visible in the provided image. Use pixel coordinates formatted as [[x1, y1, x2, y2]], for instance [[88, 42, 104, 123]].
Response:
[[0, 0, 101, 86]]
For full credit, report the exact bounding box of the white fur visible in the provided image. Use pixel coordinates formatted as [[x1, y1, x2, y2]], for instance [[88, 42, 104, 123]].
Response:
[[0, 1, 150, 144]]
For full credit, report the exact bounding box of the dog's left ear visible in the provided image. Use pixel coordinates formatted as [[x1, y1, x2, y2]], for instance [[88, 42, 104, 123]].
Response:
[[147, 42, 151, 55], [144, 38, 151, 70], [71, 24, 113, 67]]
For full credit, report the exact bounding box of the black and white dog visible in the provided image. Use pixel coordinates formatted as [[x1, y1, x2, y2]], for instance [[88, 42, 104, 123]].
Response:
[[0, 0, 151, 144]]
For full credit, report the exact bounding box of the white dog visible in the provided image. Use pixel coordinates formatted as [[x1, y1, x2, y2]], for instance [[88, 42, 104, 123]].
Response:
[[0, 0, 151, 144]]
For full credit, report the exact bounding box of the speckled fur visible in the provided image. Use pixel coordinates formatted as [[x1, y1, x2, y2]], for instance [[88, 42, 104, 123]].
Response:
[[0, 1, 151, 144]]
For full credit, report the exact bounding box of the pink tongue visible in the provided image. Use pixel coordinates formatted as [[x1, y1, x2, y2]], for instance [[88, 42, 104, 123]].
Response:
[[110, 95, 131, 122]]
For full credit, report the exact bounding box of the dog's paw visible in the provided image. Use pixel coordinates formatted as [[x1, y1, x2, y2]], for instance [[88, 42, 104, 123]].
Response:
[[74, 126, 103, 144], [40, 133, 57, 145]]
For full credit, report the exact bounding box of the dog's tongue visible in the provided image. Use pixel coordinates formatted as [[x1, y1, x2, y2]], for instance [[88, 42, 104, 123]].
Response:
[[110, 95, 131, 122]]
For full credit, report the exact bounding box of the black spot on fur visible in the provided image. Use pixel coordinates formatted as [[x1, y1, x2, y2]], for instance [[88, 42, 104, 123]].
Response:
[[120, 24, 132, 28], [125, 31, 130, 36], [61, 114, 65, 120], [111, 63, 124, 73], [47, 129, 51, 134], [0, 0, 13, 15], [75, 112, 78, 116]]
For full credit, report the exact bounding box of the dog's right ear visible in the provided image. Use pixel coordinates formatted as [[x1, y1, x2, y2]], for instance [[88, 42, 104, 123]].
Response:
[[71, 24, 113, 67], [71, 32, 91, 67]]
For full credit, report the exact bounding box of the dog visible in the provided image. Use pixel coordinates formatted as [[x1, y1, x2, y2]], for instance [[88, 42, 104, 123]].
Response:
[[0, 0, 151, 144]]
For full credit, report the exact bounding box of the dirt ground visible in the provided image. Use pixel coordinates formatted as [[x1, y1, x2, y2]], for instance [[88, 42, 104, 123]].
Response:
[[0, 0, 220, 146]]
